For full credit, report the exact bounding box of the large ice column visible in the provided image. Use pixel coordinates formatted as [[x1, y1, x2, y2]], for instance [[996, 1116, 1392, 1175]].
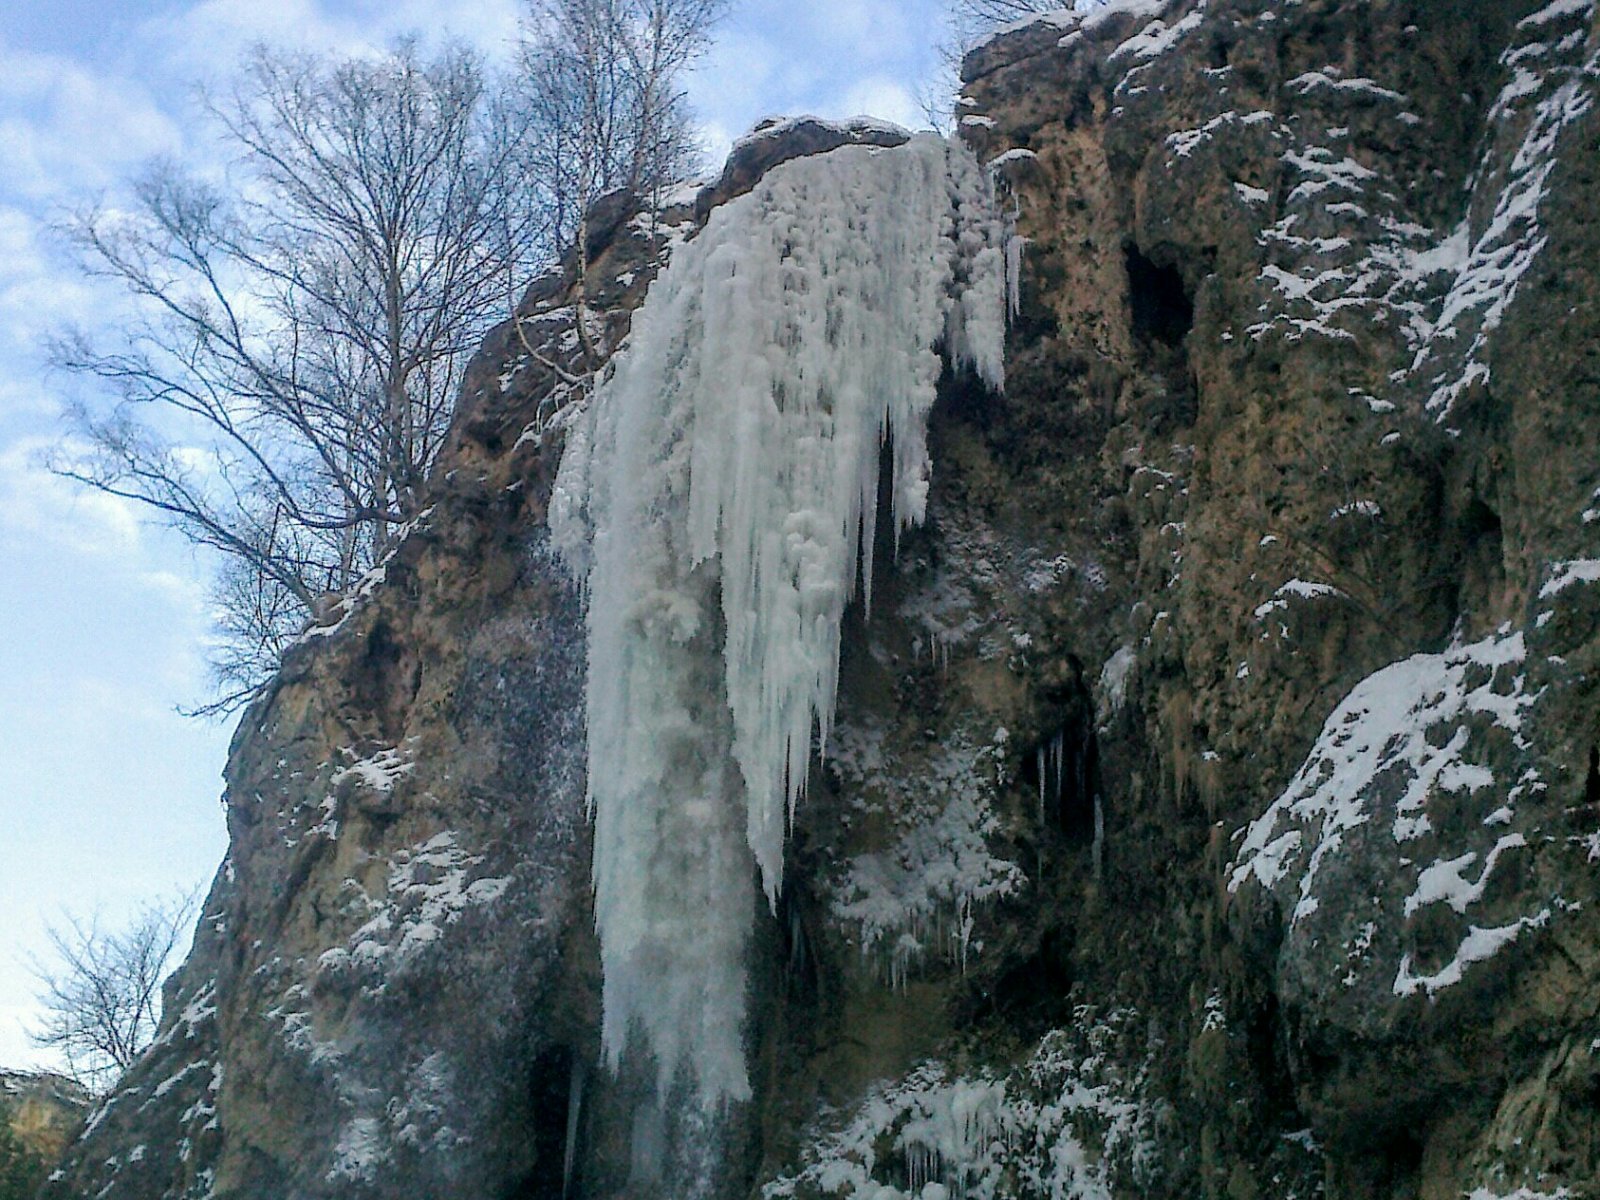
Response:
[[550, 130, 1006, 1104]]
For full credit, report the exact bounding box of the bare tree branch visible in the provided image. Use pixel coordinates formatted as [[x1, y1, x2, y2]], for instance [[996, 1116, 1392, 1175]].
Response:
[[53, 16, 725, 712], [52, 42, 548, 708], [29, 892, 200, 1094]]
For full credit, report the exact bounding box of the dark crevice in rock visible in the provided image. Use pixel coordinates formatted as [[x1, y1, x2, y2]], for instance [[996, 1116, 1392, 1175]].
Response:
[[1449, 496, 1506, 631], [350, 619, 421, 744], [777, 879, 822, 1003], [976, 927, 1078, 1036], [1022, 670, 1102, 843], [1245, 989, 1299, 1123], [1125, 243, 1194, 351], [508, 1044, 579, 1200]]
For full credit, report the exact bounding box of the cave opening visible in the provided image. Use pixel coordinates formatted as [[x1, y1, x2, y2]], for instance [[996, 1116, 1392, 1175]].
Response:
[[1125, 244, 1195, 349]]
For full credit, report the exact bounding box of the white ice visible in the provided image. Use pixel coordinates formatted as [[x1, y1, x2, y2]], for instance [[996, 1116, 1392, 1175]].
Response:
[[551, 133, 1006, 1103]]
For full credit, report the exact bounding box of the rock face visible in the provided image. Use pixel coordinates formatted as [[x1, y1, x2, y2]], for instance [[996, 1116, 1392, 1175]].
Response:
[[1, 1072, 88, 1171], [43, 3, 1600, 1198]]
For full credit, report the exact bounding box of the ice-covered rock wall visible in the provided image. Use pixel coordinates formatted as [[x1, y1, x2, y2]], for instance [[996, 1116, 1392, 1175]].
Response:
[[41, 3, 1600, 1197], [551, 132, 1006, 1103]]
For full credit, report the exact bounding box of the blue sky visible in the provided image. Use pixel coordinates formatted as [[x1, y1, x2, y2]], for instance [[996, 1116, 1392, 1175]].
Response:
[[0, 0, 947, 1070]]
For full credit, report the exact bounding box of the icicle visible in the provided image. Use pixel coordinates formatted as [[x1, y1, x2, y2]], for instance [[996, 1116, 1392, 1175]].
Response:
[[562, 1057, 585, 1199], [1037, 745, 1046, 817], [552, 132, 1007, 1106], [1037, 729, 1065, 823], [1005, 234, 1028, 319], [1092, 794, 1105, 880], [628, 1100, 665, 1186]]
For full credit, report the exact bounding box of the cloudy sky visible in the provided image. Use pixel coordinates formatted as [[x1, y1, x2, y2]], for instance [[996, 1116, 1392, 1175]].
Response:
[[0, 0, 950, 1070]]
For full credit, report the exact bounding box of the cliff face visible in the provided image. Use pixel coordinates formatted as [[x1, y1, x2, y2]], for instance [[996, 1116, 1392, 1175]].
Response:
[[44, 2, 1600, 1198], [2, 1073, 87, 1175]]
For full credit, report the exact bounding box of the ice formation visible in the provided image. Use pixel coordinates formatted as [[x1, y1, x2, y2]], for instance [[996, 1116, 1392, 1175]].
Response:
[[764, 1010, 1168, 1200], [827, 724, 1024, 987], [551, 132, 1007, 1103]]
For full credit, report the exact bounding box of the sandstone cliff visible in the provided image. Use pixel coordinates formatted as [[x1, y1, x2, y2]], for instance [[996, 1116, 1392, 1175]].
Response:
[[2, 1072, 87, 1180], [43, 1, 1600, 1198]]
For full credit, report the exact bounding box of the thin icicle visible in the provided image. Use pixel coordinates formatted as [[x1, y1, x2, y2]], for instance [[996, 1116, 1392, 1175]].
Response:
[[551, 132, 1006, 1105]]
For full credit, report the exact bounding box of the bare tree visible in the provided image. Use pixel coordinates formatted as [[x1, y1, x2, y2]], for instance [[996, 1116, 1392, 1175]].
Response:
[[515, 0, 725, 398], [521, 0, 726, 250], [52, 41, 551, 712], [30, 893, 199, 1093], [55, 12, 727, 712]]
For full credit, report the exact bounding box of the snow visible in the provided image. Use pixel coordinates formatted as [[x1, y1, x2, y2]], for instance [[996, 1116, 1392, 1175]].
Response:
[[1097, 646, 1136, 716], [1233, 629, 1535, 895], [1403, 835, 1527, 917], [296, 507, 435, 641], [967, 0, 1169, 56], [1286, 70, 1407, 104], [1238, 4, 1593, 364], [1330, 500, 1382, 520], [1538, 558, 1600, 599], [765, 1011, 1166, 1200], [1166, 110, 1276, 161], [1232, 628, 1549, 997], [328, 1116, 387, 1183], [1413, 17, 1597, 415], [987, 148, 1038, 169], [1519, 0, 1593, 27], [330, 745, 414, 796], [551, 134, 1007, 1105], [1109, 0, 1207, 64], [343, 832, 512, 971], [730, 114, 911, 154], [1252, 578, 1345, 620], [151, 1060, 208, 1100], [828, 728, 1024, 985], [968, 6, 1083, 55], [1394, 909, 1550, 997]]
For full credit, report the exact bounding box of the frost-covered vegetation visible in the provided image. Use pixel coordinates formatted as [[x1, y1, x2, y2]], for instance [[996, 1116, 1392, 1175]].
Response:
[[827, 723, 1024, 985], [766, 1009, 1169, 1200]]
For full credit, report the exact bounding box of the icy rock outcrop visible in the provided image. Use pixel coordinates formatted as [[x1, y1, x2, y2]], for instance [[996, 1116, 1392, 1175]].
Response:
[[1230, 629, 1549, 1015], [552, 133, 1006, 1103]]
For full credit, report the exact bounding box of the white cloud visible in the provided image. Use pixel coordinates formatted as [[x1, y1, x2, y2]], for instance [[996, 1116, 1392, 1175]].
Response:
[[685, 0, 945, 167], [0, 999, 55, 1075], [0, 378, 54, 421], [0, 206, 100, 347], [140, 0, 523, 76], [838, 76, 927, 129], [0, 40, 181, 202], [0, 434, 143, 559]]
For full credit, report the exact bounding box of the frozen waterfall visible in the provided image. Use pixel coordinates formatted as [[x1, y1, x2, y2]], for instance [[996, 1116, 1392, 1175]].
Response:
[[551, 130, 1007, 1104]]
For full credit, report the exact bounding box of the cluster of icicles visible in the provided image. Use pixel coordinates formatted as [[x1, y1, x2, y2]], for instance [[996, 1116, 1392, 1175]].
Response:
[[551, 130, 1007, 1104]]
